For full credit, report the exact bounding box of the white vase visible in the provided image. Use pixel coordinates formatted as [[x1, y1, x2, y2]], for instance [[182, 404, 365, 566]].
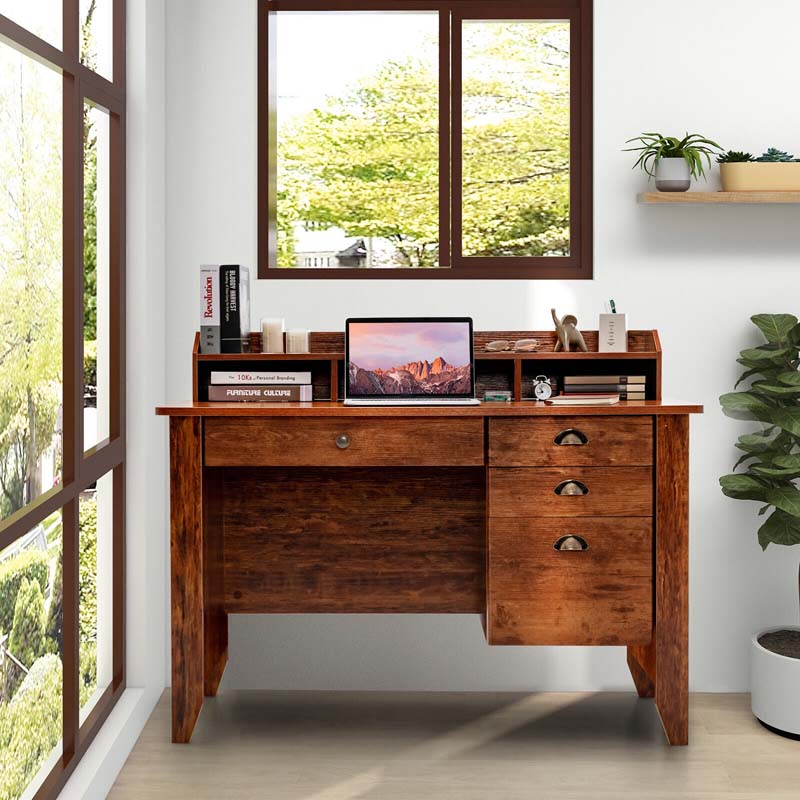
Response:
[[750, 626, 800, 738], [655, 157, 691, 192]]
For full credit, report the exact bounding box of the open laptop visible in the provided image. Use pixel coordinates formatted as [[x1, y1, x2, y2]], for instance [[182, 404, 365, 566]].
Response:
[[344, 318, 481, 406]]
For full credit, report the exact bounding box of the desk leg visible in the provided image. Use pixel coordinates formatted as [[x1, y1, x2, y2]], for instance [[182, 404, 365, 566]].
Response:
[[170, 417, 205, 743], [627, 644, 655, 698], [653, 415, 690, 745], [203, 466, 227, 696]]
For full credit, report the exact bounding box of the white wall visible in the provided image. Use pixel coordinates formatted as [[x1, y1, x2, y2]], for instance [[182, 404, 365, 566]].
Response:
[[165, 0, 800, 693]]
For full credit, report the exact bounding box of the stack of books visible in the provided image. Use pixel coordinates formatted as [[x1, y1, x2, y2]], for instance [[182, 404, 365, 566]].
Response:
[[207, 370, 313, 402], [563, 375, 647, 401], [200, 264, 251, 354]]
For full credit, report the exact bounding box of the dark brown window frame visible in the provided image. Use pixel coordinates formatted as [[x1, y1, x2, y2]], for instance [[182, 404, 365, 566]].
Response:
[[0, 2, 126, 799], [258, 0, 592, 280]]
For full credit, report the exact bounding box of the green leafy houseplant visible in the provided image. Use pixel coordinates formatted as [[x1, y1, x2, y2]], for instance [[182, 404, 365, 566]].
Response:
[[717, 150, 756, 163], [720, 314, 800, 615], [624, 132, 721, 179]]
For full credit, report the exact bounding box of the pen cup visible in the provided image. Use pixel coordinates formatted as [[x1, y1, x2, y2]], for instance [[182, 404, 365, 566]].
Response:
[[599, 313, 627, 353]]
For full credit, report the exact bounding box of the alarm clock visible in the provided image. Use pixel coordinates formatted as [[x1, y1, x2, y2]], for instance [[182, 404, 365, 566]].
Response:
[[533, 375, 553, 401]]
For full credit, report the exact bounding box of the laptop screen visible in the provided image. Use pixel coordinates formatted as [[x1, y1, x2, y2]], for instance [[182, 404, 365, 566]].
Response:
[[346, 318, 474, 399]]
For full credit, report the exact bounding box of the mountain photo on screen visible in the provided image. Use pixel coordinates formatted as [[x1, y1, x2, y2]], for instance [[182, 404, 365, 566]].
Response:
[[348, 321, 472, 396]]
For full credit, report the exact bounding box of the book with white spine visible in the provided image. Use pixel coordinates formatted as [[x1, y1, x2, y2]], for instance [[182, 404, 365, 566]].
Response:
[[210, 371, 312, 385]]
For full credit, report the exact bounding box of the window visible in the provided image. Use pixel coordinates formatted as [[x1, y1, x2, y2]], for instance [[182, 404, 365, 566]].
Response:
[[259, 0, 592, 279], [0, 2, 125, 799]]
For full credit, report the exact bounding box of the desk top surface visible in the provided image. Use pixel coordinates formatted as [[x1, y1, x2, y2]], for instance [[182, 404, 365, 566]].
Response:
[[156, 400, 703, 417]]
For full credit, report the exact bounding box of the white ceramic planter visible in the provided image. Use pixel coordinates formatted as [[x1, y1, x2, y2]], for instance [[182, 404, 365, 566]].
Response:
[[750, 625, 800, 738], [655, 157, 691, 192], [720, 162, 800, 191]]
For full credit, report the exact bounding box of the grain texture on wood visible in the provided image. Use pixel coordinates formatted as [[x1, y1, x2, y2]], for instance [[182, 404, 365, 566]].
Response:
[[488, 467, 653, 517], [489, 416, 653, 467], [639, 191, 800, 204], [202, 466, 227, 697], [654, 414, 690, 744], [169, 417, 204, 743], [488, 518, 652, 645], [159, 400, 704, 417], [205, 417, 484, 467], [223, 467, 486, 613], [627, 645, 656, 698]]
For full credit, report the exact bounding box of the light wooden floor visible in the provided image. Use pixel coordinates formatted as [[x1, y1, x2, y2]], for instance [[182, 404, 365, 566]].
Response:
[[110, 690, 799, 799]]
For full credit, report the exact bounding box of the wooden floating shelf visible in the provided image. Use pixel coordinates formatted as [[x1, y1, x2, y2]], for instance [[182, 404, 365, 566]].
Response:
[[638, 191, 800, 204]]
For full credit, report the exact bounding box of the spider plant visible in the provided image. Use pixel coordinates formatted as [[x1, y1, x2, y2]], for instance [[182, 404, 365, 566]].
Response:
[[624, 132, 722, 179]]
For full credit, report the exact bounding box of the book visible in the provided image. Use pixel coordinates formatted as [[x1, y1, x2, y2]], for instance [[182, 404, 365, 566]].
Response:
[[199, 266, 220, 353], [220, 265, 251, 354], [210, 371, 312, 385], [564, 375, 646, 385], [564, 383, 646, 393], [208, 385, 313, 402], [545, 393, 621, 406]]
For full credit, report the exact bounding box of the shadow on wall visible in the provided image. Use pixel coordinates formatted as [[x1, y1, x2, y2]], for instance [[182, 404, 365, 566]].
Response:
[[633, 204, 800, 260]]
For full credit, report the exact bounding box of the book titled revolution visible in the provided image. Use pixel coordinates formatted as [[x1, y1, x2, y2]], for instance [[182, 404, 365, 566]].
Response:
[[210, 371, 312, 385], [208, 385, 313, 402]]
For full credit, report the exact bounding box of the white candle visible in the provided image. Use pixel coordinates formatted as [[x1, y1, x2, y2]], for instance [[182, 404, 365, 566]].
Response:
[[286, 329, 310, 354], [261, 317, 285, 353]]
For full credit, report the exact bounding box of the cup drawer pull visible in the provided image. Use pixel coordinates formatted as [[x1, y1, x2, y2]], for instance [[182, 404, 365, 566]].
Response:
[[335, 434, 351, 449], [554, 480, 589, 496], [553, 428, 589, 446], [554, 535, 589, 551]]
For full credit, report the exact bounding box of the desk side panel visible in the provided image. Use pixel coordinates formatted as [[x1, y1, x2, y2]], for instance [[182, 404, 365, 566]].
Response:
[[222, 467, 486, 613]]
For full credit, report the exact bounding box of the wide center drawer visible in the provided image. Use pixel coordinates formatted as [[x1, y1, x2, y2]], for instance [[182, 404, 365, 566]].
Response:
[[204, 417, 484, 467], [489, 416, 653, 467], [488, 466, 652, 517]]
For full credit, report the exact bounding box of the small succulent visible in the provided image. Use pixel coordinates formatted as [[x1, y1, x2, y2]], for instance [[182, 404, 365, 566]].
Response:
[[756, 148, 795, 162], [717, 150, 756, 164]]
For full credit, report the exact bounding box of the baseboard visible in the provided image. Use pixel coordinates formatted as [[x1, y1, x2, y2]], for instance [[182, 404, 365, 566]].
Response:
[[57, 687, 162, 799]]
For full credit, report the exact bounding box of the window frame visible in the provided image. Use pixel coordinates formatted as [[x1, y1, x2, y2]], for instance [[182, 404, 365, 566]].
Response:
[[0, 2, 126, 799], [258, 0, 593, 280]]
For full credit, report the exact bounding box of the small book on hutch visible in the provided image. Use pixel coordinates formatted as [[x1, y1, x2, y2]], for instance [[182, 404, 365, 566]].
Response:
[[545, 393, 621, 406], [208, 385, 313, 402], [220, 265, 251, 354], [210, 371, 312, 385], [199, 266, 221, 354]]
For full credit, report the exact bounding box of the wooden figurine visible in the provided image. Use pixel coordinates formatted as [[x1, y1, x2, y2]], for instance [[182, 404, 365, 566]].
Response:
[[552, 308, 588, 352]]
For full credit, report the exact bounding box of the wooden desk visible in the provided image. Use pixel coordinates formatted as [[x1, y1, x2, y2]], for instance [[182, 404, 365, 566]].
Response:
[[156, 399, 702, 746]]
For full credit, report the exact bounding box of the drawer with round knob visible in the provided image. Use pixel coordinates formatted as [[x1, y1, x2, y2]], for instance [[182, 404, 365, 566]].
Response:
[[204, 417, 484, 467], [489, 416, 653, 467]]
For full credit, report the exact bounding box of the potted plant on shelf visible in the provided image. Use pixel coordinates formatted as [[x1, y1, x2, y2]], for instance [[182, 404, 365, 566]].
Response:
[[625, 132, 721, 192], [719, 147, 800, 192], [719, 313, 800, 739]]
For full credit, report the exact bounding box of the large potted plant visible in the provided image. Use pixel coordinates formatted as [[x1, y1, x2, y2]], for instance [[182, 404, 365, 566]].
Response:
[[625, 131, 721, 191], [719, 313, 800, 738], [719, 148, 800, 192]]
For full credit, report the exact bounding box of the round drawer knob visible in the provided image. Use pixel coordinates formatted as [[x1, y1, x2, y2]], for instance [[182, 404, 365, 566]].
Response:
[[336, 433, 351, 449]]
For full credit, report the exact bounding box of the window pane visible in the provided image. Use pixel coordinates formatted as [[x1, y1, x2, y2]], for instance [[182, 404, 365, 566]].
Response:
[[0, 1, 62, 48], [0, 44, 63, 522], [79, 472, 112, 722], [80, 0, 113, 81], [0, 513, 63, 799], [461, 20, 570, 258], [84, 102, 111, 452], [275, 12, 441, 269]]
